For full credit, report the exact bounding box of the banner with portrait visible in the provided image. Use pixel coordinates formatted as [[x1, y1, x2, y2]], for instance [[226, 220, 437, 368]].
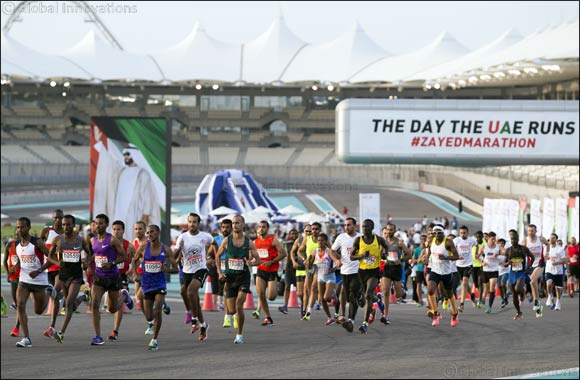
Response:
[[90, 117, 170, 242]]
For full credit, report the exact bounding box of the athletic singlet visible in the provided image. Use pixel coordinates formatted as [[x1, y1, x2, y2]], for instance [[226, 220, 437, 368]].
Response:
[[509, 245, 528, 272], [58, 234, 84, 279], [92, 233, 119, 278], [46, 227, 61, 273], [430, 237, 452, 275], [472, 242, 485, 267], [225, 235, 250, 275], [385, 238, 403, 266], [117, 240, 131, 274], [16, 237, 48, 285], [358, 235, 381, 270], [141, 242, 167, 293], [305, 235, 319, 259], [255, 235, 279, 273], [454, 236, 476, 267], [482, 244, 500, 272], [497, 254, 509, 276], [314, 248, 333, 276], [133, 238, 147, 275], [7, 240, 20, 282], [526, 236, 543, 268]]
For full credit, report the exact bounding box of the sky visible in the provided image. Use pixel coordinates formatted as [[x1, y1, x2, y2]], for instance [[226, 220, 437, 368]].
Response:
[[1, 1, 578, 55]]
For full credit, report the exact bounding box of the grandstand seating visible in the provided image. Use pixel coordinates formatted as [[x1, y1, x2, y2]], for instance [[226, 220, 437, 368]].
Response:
[[27, 145, 70, 163], [286, 108, 304, 120], [172, 146, 200, 165], [60, 145, 89, 163], [306, 134, 335, 144], [206, 133, 242, 143], [208, 110, 242, 119], [308, 110, 335, 121], [10, 105, 47, 117], [10, 129, 45, 140], [1, 145, 43, 163], [292, 148, 333, 166], [248, 107, 270, 119], [208, 147, 240, 166], [245, 147, 295, 165]]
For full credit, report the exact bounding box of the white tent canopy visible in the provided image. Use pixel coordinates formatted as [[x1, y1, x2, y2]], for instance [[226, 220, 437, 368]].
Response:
[[281, 22, 388, 83], [61, 31, 164, 82], [349, 31, 470, 84], [277, 205, 305, 215], [294, 212, 327, 223], [153, 22, 241, 82], [410, 29, 523, 82], [241, 15, 307, 83], [1, 32, 91, 80], [209, 206, 239, 216]]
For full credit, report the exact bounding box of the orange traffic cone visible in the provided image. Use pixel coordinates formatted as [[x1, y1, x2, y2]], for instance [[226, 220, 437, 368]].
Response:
[[44, 298, 54, 316], [389, 289, 397, 304], [495, 286, 501, 297], [202, 277, 216, 311], [288, 284, 299, 308], [244, 290, 256, 310]]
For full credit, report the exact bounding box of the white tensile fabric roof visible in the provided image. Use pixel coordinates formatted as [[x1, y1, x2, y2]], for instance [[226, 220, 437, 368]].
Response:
[[348, 31, 470, 84], [241, 15, 307, 84], [281, 22, 389, 84], [61, 31, 164, 82], [152, 22, 242, 83], [1, 19, 578, 86], [1, 32, 91, 80], [409, 29, 523, 82]]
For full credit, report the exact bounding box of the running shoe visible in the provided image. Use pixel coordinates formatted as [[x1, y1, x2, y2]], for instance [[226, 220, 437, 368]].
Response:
[[427, 309, 435, 318], [476, 301, 482, 309], [184, 311, 192, 324], [190, 319, 200, 334], [121, 289, 134, 310], [199, 324, 208, 341], [458, 303, 464, 313], [450, 313, 459, 327], [233, 314, 238, 329], [532, 302, 540, 311], [55, 331, 64, 344], [315, 302, 321, 311], [442, 299, 449, 310], [43, 326, 55, 339], [108, 331, 119, 341], [223, 315, 232, 328], [83, 288, 91, 304], [359, 322, 368, 334], [432, 313, 442, 327], [10, 303, 17, 310], [545, 295, 553, 307], [261, 317, 274, 326], [90, 336, 104, 346], [500, 300, 507, 309], [302, 312, 311, 321], [278, 305, 288, 314], [252, 309, 260, 319], [16, 337, 32, 348], [343, 320, 354, 333], [162, 302, 171, 315], [234, 335, 244, 344], [513, 312, 523, 320], [145, 325, 155, 335], [148, 339, 158, 351], [10, 327, 19, 337], [324, 317, 336, 326], [217, 303, 224, 311], [416, 301, 424, 308], [60, 307, 66, 316], [45, 284, 57, 300], [555, 300, 561, 311], [380, 316, 390, 325], [550, 303, 556, 310], [485, 307, 492, 314], [337, 316, 346, 325], [535, 305, 543, 318]]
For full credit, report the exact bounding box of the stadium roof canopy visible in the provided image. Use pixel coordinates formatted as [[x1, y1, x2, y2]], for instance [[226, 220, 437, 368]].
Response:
[[1, 17, 578, 88]]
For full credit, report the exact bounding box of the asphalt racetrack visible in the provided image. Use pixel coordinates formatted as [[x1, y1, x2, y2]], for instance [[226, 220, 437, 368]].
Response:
[[1, 292, 578, 379]]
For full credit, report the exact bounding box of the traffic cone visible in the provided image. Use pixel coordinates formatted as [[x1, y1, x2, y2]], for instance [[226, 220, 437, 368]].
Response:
[[495, 286, 501, 297], [244, 290, 256, 310], [202, 277, 216, 311], [44, 298, 54, 316], [288, 284, 299, 308], [389, 289, 397, 304]]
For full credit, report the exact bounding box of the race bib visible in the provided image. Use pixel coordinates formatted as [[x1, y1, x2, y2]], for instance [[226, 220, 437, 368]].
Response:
[[144, 261, 162, 273], [317, 261, 328, 274], [186, 254, 203, 267], [117, 262, 125, 270], [387, 252, 399, 262], [364, 255, 376, 266], [228, 258, 244, 271], [20, 254, 37, 268], [95, 255, 108, 268], [257, 249, 269, 259], [512, 262, 523, 271], [62, 250, 81, 263], [571, 256, 578, 264], [220, 261, 226, 272]]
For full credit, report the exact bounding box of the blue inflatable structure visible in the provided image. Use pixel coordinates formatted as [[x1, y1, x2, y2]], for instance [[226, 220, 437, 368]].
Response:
[[195, 169, 279, 218]]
